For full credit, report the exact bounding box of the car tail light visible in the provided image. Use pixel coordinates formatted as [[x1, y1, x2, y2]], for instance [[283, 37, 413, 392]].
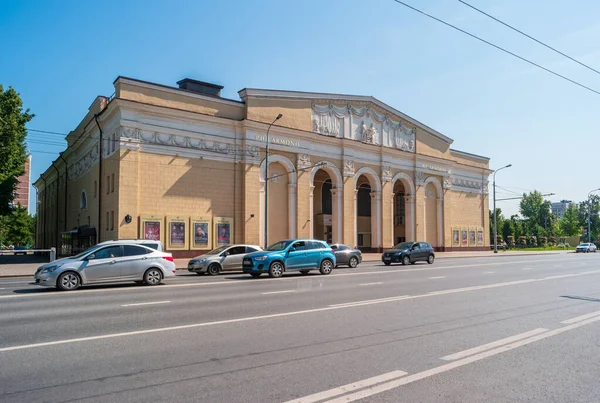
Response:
[[331, 249, 335, 254], [163, 256, 174, 262]]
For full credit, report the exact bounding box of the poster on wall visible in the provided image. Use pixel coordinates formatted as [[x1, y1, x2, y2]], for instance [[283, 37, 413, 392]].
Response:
[[167, 216, 189, 250], [461, 228, 468, 246], [139, 215, 164, 242], [214, 217, 233, 247], [452, 228, 460, 246], [190, 217, 211, 250], [469, 228, 476, 246], [477, 228, 484, 246]]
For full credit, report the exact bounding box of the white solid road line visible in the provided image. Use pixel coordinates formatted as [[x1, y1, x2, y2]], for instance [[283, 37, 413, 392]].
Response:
[[561, 309, 600, 324], [321, 315, 600, 403], [429, 276, 446, 279], [262, 290, 295, 295], [121, 301, 171, 307], [440, 328, 548, 361], [359, 282, 383, 286], [284, 370, 408, 403], [2, 270, 600, 353]]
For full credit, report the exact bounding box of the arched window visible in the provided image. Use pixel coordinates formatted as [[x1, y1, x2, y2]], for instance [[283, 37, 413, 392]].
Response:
[[80, 190, 87, 209], [357, 184, 371, 217], [322, 179, 332, 215]]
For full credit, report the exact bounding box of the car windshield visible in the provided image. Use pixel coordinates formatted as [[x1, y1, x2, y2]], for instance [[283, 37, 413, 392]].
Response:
[[393, 242, 413, 250], [207, 245, 229, 255], [265, 241, 292, 251], [72, 245, 103, 259]]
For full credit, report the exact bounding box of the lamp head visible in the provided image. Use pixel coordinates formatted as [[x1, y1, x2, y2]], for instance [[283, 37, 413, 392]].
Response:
[[506, 164, 512, 168], [276, 114, 283, 120]]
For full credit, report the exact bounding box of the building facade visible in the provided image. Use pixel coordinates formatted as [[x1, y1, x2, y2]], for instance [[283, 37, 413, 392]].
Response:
[[12, 153, 31, 208], [552, 200, 573, 218], [34, 77, 491, 257]]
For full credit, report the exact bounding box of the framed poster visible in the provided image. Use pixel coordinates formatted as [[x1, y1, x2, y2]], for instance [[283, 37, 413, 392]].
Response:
[[469, 228, 476, 246], [452, 228, 460, 247], [214, 217, 233, 247], [461, 228, 468, 246], [190, 217, 211, 250], [477, 228, 484, 246], [139, 215, 164, 242], [167, 216, 188, 250]]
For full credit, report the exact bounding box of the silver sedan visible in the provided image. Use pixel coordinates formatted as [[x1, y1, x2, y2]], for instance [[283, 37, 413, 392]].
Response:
[[34, 243, 176, 291], [188, 244, 262, 275]]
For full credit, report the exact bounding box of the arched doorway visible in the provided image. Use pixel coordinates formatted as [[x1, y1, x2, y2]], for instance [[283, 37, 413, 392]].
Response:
[[259, 155, 297, 247], [312, 170, 333, 243], [393, 180, 406, 245], [354, 167, 382, 251], [310, 162, 343, 243], [391, 172, 415, 245]]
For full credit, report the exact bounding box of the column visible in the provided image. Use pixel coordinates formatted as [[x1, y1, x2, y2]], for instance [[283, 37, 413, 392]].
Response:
[[370, 191, 382, 250], [405, 195, 415, 241], [308, 185, 315, 239], [354, 189, 358, 248], [342, 176, 356, 246], [415, 186, 426, 241], [331, 188, 343, 244], [437, 197, 444, 247], [381, 181, 394, 249], [248, 165, 263, 247], [288, 183, 297, 238]]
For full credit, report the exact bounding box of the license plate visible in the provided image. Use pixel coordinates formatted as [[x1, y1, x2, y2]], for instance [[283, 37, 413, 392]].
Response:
[[384, 257, 391, 260]]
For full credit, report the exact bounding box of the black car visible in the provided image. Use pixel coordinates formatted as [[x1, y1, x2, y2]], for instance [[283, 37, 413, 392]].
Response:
[[381, 242, 435, 266], [330, 244, 362, 268]]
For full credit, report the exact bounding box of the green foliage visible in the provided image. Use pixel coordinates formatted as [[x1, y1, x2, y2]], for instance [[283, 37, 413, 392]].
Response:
[[518, 236, 527, 247], [559, 205, 581, 236], [0, 206, 35, 247], [538, 236, 547, 247], [506, 236, 515, 247], [0, 85, 34, 215], [577, 195, 600, 240], [528, 236, 538, 247]]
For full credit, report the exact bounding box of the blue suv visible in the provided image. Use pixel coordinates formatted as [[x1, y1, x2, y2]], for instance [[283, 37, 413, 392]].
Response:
[[242, 239, 336, 278]]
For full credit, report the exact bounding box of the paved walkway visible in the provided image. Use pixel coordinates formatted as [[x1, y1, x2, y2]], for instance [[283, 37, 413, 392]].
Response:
[[0, 250, 570, 278]]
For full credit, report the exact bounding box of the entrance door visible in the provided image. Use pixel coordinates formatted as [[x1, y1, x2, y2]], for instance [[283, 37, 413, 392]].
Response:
[[325, 226, 332, 244]]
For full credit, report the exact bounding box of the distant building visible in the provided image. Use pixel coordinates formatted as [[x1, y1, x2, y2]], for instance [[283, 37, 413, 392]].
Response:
[[12, 153, 31, 208], [552, 200, 573, 218]]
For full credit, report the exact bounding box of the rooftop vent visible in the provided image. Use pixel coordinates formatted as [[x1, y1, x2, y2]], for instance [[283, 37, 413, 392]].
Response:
[[177, 78, 223, 97]]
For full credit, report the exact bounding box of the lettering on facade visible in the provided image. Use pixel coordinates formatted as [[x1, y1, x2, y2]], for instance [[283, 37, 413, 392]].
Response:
[[254, 135, 300, 147], [420, 163, 450, 173]]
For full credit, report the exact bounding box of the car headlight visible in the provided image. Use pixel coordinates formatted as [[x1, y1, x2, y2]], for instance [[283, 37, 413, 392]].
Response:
[[254, 256, 268, 261], [41, 265, 59, 274]]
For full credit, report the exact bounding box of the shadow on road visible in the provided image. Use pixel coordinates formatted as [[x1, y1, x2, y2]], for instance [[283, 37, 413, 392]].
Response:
[[11, 282, 158, 294], [560, 295, 600, 303]]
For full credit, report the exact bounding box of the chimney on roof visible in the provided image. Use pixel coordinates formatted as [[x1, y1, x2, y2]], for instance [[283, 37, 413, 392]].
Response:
[[177, 78, 223, 97]]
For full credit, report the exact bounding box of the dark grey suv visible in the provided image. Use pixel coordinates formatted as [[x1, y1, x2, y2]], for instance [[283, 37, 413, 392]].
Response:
[[330, 244, 362, 268], [382, 242, 435, 266]]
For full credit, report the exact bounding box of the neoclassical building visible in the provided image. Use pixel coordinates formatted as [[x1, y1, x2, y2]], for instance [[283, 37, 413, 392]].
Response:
[[34, 77, 491, 257]]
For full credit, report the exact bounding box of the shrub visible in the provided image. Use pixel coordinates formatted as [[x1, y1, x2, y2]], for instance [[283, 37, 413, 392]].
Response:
[[549, 236, 557, 246], [528, 236, 538, 247], [539, 236, 547, 247], [518, 236, 527, 247], [506, 236, 515, 248]]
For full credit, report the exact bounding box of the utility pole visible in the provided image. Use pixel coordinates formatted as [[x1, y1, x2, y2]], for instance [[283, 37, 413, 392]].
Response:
[[264, 113, 283, 248], [493, 164, 512, 253]]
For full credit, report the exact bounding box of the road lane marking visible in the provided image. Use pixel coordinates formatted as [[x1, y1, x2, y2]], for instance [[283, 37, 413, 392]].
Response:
[[440, 328, 548, 360], [262, 290, 295, 295], [561, 309, 600, 324], [483, 271, 494, 274], [359, 282, 383, 286], [322, 315, 600, 402], [284, 370, 408, 403], [522, 267, 534, 270], [2, 270, 600, 353], [121, 301, 170, 307], [429, 276, 446, 279]]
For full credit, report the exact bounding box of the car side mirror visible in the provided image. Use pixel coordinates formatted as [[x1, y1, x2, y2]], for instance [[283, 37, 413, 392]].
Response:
[[289, 247, 296, 252], [222, 252, 229, 257], [86, 254, 95, 260]]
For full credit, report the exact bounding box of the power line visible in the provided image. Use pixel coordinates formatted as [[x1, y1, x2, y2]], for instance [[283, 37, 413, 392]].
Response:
[[457, 0, 600, 76], [27, 129, 69, 137], [390, 0, 600, 96]]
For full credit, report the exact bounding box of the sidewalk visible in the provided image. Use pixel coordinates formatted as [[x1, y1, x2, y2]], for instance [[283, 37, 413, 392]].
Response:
[[0, 250, 571, 278]]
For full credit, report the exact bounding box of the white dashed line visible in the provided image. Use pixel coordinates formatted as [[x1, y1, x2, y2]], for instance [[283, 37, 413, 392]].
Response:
[[262, 290, 295, 295], [121, 301, 171, 307], [429, 276, 446, 280], [359, 282, 383, 286]]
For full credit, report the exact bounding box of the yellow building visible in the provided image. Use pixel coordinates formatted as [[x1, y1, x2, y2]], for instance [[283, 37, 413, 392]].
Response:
[[34, 77, 491, 257]]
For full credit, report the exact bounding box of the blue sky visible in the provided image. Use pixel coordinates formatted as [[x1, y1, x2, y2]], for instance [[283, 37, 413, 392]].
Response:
[[2, 0, 599, 217]]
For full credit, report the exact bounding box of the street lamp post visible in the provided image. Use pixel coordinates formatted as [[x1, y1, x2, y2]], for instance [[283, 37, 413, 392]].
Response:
[[493, 164, 512, 253], [587, 188, 600, 243], [264, 113, 283, 248]]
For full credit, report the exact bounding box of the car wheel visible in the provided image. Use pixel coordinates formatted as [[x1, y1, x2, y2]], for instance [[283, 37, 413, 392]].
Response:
[[250, 272, 262, 278], [348, 257, 359, 268], [207, 263, 220, 276], [57, 272, 80, 291], [268, 262, 284, 278], [402, 256, 411, 265], [427, 254, 435, 264], [319, 259, 333, 275], [300, 270, 310, 275], [144, 268, 163, 285], [384, 262, 391, 266]]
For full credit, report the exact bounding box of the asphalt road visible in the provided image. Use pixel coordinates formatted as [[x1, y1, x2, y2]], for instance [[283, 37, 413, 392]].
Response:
[[1, 253, 600, 402]]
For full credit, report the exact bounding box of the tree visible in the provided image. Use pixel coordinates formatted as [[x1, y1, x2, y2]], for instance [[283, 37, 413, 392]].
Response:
[[560, 205, 581, 236], [501, 220, 514, 241], [0, 85, 34, 215], [489, 208, 505, 241], [519, 191, 552, 236], [577, 195, 600, 240], [1, 206, 35, 246]]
